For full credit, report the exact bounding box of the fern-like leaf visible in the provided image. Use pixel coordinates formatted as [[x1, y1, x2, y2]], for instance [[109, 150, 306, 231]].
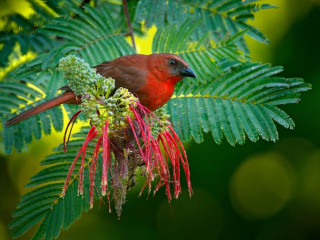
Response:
[[136, 0, 275, 53], [153, 22, 311, 144], [9, 128, 101, 239], [1, 2, 135, 154]]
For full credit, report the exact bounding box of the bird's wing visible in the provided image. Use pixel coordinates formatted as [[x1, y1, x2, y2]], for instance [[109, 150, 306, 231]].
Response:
[[94, 57, 147, 93], [59, 55, 148, 94]]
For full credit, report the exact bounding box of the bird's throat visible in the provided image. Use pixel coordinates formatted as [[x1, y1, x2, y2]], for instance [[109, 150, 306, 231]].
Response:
[[138, 78, 175, 111]]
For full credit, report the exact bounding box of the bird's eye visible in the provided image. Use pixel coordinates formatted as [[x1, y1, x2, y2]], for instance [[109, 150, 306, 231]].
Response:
[[169, 59, 176, 66]]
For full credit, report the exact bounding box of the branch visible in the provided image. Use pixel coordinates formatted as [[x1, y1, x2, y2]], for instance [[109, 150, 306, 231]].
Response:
[[122, 0, 137, 52]]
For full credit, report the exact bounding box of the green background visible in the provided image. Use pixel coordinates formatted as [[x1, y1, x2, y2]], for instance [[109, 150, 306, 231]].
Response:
[[1, 0, 320, 239]]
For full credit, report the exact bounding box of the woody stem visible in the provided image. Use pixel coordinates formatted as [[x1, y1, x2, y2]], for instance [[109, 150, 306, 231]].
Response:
[[122, 0, 137, 51]]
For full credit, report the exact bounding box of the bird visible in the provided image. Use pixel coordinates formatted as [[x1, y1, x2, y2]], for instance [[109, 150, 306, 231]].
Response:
[[5, 53, 196, 127]]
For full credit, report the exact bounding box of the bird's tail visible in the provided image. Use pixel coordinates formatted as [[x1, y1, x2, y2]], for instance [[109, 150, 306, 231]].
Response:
[[5, 91, 78, 127]]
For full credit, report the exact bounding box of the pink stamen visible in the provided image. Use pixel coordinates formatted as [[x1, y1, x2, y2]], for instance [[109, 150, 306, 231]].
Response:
[[63, 110, 82, 153], [61, 125, 97, 198], [90, 135, 102, 209], [126, 116, 145, 160], [158, 133, 178, 199], [169, 125, 192, 196], [130, 107, 150, 154], [78, 126, 97, 195], [61, 146, 83, 198], [102, 121, 111, 212], [138, 179, 149, 197], [163, 131, 181, 198], [151, 138, 171, 200], [126, 115, 153, 179]]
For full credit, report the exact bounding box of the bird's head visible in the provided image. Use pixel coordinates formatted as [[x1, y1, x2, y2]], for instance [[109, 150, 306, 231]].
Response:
[[148, 53, 196, 84]]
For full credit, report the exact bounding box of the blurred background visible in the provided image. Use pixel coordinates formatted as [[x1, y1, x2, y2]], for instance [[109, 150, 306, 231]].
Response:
[[1, 0, 320, 239]]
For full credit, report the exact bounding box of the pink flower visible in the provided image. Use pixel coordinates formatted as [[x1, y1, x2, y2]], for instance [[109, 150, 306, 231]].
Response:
[[61, 102, 192, 214]]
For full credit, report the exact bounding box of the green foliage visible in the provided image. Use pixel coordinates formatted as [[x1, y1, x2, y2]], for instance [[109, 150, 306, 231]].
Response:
[[1, 0, 311, 239], [136, 0, 276, 52], [1, 1, 134, 154], [0, 0, 68, 68], [166, 73, 308, 144], [153, 20, 310, 144], [0, 14, 52, 68], [9, 128, 100, 239]]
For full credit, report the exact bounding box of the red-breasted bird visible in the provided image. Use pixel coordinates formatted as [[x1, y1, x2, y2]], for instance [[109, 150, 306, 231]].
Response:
[[5, 53, 196, 126]]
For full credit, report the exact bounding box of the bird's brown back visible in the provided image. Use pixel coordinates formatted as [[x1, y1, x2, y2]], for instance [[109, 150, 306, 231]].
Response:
[[94, 54, 148, 94]]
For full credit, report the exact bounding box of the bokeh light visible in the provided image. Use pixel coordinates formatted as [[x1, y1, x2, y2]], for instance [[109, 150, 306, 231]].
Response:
[[230, 153, 294, 219], [0, 0, 33, 18]]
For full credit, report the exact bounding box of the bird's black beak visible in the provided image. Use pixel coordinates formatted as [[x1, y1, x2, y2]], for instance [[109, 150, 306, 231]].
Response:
[[180, 67, 196, 78]]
